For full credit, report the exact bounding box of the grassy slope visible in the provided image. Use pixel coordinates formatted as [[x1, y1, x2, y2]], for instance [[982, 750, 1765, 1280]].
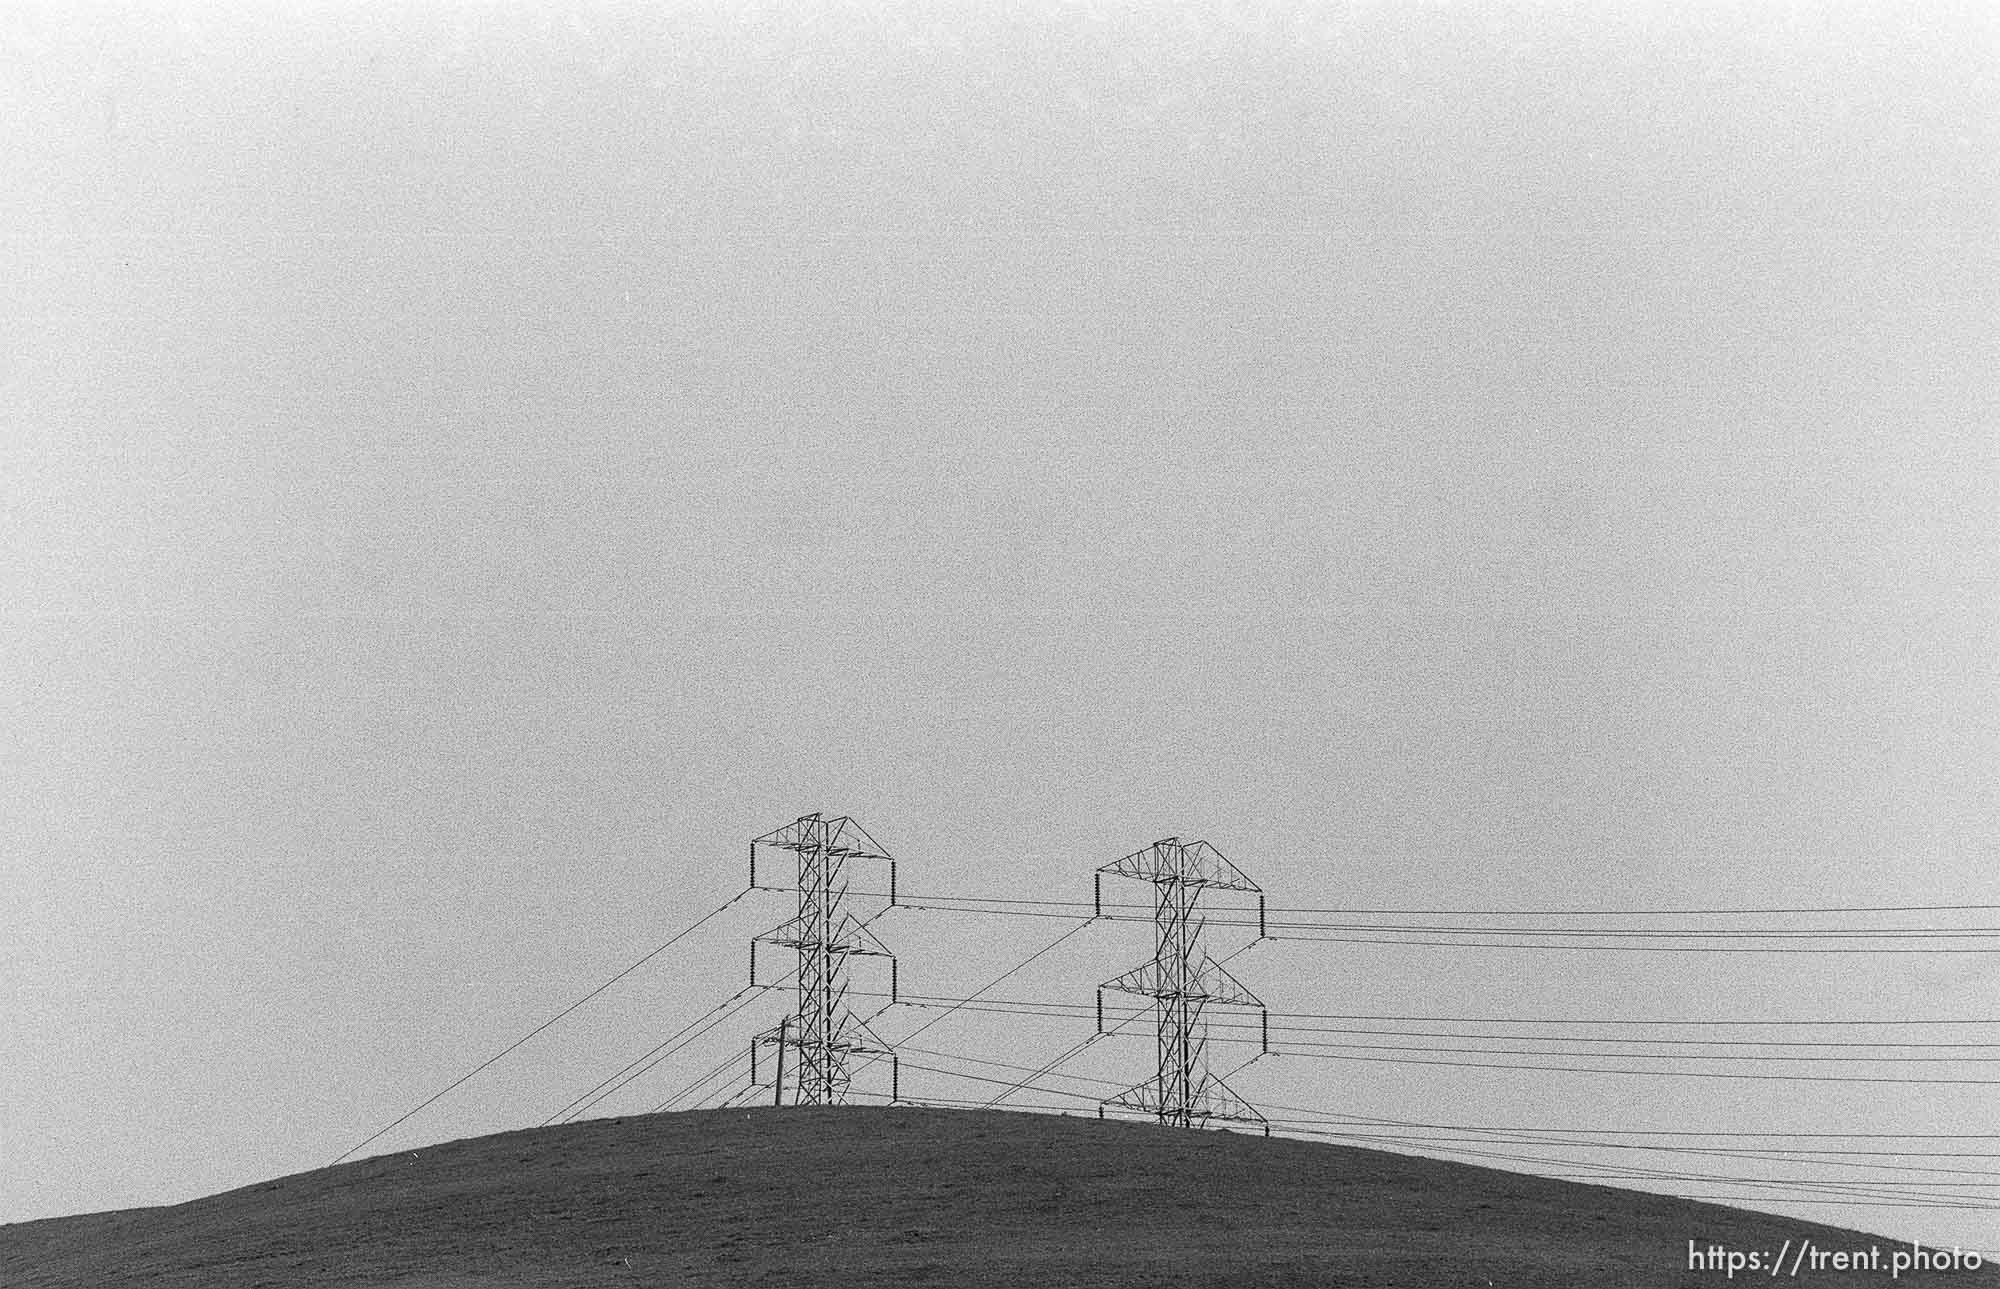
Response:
[[2, 1107, 1992, 1288]]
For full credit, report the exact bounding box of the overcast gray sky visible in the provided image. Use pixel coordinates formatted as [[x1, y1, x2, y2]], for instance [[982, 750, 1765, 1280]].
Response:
[[3, 0, 1997, 1254]]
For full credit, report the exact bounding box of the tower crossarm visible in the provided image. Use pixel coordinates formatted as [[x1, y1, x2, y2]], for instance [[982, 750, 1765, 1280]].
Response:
[[1095, 837, 1261, 893], [753, 913, 895, 957], [1104, 1073, 1268, 1131], [1099, 955, 1264, 1009], [754, 1025, 892, 1060], [751, 812, 895, 867]]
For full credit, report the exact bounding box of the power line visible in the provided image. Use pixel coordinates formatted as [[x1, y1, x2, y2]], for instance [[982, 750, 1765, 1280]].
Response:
[[901, 1044, 2000, 1212], [978, 1005, 1149, 1111], [1252, 1012, 2000, 1027], [327, 823, 2000, 1230], [869, 889, 2000, 918], [545, 974, 790, 1126], [1285, 1131, 2000, 1169], [1262, 933, 2000, 955], [1263, 1125, 2000, 1212], [1316, 1136, 2000, 1200], [815, 989, 2000, 1088], [1233, 1099, 2000, 1142], [328, 889, 747, 1166], [875, 899, 2000, 951], [845, 989, 2000, 1039], [897, 1047, 2000, 1209], [1249, 1027, 2000, 1049], [903, 1042, 2000, 1153], [717, 977, 2000, 1219], [1262, 1048, 2000, 1085], [896, 1056, 1108, 1106], [904, 1094, 1091, 1116], [542, 983, 757, 1125], [1256, 925, 2000, 939], [651, 1044, 748, 1115], [889, 916, 1099, 1048], [1246, 1108, 2000, 1166], [1267, 1038, 2000, 1064]]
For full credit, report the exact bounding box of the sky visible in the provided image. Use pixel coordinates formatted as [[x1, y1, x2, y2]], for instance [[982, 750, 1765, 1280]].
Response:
[[3, 0, 1997, 1256]]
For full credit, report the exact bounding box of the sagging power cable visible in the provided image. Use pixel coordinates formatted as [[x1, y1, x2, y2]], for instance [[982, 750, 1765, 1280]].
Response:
[[328, 889, 748, 1166]]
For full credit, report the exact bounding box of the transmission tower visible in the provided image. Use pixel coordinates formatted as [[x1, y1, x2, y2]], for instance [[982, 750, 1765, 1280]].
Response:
[[746, 812, 900, 1106], [1095, 837, 1269, 1133]]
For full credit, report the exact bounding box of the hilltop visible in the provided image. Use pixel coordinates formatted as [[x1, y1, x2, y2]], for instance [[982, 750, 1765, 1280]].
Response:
[[2, 1106, 1990, 1287]]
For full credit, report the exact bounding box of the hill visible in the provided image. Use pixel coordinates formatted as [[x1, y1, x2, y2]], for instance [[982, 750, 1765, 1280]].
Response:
[[2, 1106, 1991, 1287]]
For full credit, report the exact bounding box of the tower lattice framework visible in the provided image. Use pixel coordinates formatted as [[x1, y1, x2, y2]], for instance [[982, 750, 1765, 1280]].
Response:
[[1095, 837, 1268, 1133], [747, 812, 900, 1105]]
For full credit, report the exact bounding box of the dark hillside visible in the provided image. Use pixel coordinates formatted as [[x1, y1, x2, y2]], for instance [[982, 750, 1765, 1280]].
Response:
[[2, 1107, 1990, 1287]]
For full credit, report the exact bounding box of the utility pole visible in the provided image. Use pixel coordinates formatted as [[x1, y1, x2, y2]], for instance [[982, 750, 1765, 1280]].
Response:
[[1095, 837, 1268, 1133], [747, 812, 900, 1106]]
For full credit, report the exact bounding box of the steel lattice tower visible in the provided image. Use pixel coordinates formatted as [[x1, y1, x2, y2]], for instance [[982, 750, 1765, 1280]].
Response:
[[1095, 837, 1269, 1133], [746, 812, 900, 1105]]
